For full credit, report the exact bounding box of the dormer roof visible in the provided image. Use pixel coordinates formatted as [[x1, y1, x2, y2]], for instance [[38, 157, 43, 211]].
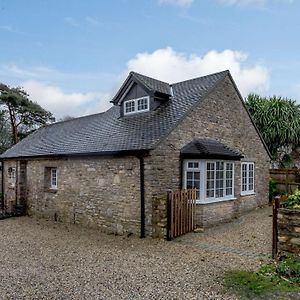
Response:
[[111, 71, 171, 105]]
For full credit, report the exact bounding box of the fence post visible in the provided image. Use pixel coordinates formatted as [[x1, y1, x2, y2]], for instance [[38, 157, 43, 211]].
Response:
[[166, 190, 172, 241], [272, 195, 280, 258]]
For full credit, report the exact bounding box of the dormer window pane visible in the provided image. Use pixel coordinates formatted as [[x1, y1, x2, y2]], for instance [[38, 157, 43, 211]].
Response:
[[125, 100, 135, 114], [137, 97, 148, 111]]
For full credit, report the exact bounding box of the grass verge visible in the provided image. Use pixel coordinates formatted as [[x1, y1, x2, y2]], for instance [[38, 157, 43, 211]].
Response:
[[224, 256, 300, 298]]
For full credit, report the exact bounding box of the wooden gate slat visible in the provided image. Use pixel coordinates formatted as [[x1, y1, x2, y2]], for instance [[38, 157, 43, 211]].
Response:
[[167, 188, 196, 239]]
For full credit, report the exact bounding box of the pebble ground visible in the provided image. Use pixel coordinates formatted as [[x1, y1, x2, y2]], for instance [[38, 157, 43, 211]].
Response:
[[0, 206, 274, 299]]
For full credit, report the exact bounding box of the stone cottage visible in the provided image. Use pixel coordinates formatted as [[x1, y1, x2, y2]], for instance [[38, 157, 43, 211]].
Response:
[[0, 70, 270, 238]]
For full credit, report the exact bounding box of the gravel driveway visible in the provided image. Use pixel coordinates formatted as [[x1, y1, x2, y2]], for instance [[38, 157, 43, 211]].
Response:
[[0, 206, 272, 299]]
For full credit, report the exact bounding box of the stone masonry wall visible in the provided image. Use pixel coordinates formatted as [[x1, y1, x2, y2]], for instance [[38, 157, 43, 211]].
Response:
[[3, 156, 141, 235], [146, 74, 270, 237], [2, 160, 18, 212], [278, 208, 300, 255]]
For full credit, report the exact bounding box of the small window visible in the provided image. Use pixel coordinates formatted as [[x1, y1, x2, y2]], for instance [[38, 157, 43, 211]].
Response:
[[124, 96, 149, 115], [8, 167, 16, 179], [45, 167, 58, 191], [50, 168, 58, 189], [241, 162, 255, 195]]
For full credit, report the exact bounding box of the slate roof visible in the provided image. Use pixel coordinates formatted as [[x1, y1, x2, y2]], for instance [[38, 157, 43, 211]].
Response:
[[1, 70, 231, 159], [131, 72, 171, 96], [180, 139, 243, 160]]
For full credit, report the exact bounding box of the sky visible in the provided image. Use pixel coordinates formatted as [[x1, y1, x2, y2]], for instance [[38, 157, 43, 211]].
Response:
[[0, 0, 299, 119]]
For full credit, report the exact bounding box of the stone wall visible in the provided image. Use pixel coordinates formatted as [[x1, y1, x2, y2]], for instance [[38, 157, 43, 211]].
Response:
[[3, 156, 142, 235], [278, 208, 300, 255], [145, 74, 270, 229], [2, 160, 18, 212]]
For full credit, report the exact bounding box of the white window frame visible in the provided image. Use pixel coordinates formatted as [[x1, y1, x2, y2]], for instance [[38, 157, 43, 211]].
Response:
[[123, 96, 150, 115], [241, 162, 255, 195], [50, 168, 58, 190], [183, 159, 235, 204]]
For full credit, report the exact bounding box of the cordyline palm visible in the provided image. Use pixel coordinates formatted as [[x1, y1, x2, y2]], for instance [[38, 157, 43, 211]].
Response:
[[246, 94, 300, 160]]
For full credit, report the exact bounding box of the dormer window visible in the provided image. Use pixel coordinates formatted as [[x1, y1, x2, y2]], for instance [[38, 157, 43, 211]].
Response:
[[124, 96, 150, 115]]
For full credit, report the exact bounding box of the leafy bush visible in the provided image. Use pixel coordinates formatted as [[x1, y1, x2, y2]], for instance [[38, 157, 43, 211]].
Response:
[[286, 189, 300, 208], [279, 154, 294, 169], [277, 255, 300, 283]]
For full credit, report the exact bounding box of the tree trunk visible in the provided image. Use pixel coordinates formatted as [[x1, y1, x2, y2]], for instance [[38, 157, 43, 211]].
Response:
[[7, 104, 18, 144]]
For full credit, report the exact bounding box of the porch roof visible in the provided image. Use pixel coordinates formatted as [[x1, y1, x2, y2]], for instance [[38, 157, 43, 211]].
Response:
[[180, 139, 243, 160]]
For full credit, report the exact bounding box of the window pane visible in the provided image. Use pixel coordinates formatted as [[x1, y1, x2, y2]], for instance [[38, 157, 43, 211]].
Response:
[[194, 172, 200, 180], [185, 169, 200, 200], [225, 163, 233, 196], [51, 169, 57, 188], [137, 97, 148, 111], [206, 189, 214, 198], [125, 101, 135, 113], [206, 162, 215, 198], [188, 162, 199, 169], [186, 180, 193, 189], [226, 187, 232, 195], [194, 180, 200, 189]]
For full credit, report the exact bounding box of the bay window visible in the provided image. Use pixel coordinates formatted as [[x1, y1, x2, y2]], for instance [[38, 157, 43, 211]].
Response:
[[183, 160, 234, 204]]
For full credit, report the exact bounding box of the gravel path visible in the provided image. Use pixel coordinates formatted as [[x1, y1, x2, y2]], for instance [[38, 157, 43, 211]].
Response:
[[0, 206, 273, 299]]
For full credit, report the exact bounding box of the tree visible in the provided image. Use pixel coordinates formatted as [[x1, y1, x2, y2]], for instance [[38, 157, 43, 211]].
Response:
[[0, 110, 11, 153], [0, 83, 55, 144], [245, 94, 300, 160]]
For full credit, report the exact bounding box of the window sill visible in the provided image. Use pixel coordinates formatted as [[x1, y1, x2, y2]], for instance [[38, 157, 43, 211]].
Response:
[[196, 197, 236, 205], [241, 192, 256, 197], [44, 188, 58, 194]]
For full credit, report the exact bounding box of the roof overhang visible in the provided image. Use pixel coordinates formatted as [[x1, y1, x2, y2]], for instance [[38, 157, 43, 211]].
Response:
[[180, 138, 244, 161], [0, 149, 151, 161]]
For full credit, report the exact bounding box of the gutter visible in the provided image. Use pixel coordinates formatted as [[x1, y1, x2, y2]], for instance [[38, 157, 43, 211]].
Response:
[[0, 149, 153, 161], [137, 155, 145, 238], [1, 160, 4, 210]]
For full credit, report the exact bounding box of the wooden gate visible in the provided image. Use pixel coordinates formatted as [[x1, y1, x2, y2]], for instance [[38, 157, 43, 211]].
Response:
[[167, 189, 197, 240]]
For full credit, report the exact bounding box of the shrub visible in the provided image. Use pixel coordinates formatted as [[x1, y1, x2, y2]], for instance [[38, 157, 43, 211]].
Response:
[[286, 189, 300, 208], [277, 255, 300, 283]]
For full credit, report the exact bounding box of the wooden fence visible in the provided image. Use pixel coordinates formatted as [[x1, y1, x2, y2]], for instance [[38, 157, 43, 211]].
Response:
[[270, 169, 300, 194], [167, 189, 197, 240]]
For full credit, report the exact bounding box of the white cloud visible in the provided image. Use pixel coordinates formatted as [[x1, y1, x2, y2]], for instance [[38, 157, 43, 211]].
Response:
[[125, 47, 269, 96], [158, 0, 194, 7], [21, 80, 111, 119], [220, 0, 293, 7]]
